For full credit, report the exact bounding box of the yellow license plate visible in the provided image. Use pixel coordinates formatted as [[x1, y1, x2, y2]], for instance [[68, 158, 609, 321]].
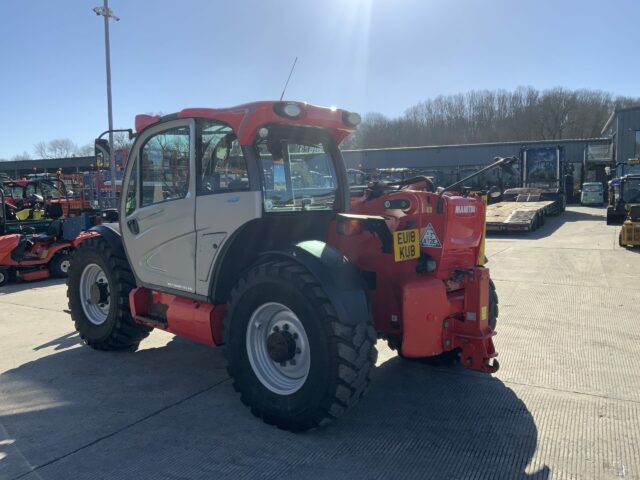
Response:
[[393, 229, 420, 262]]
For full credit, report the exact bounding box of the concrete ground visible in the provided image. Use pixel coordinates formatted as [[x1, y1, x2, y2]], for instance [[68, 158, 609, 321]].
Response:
[[1, 206, 639, 479]]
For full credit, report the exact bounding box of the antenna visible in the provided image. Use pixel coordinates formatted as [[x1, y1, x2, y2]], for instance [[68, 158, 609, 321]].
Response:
[[279, 57, 298, 101]]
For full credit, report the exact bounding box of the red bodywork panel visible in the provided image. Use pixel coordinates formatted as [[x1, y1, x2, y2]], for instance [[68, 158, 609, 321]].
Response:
[[328, 189, 497, 373], [0, 234, 71, 267], [130, 288, 224, 347], [0, 233, 72, 283], [135, 102, 356, 145]]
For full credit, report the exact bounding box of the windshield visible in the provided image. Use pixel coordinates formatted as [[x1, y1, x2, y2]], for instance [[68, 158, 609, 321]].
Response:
[[526, 148, 558, 186], [623, 179, 640, 203], [256, 129, 338, 212], [583, 184, 602, 192]]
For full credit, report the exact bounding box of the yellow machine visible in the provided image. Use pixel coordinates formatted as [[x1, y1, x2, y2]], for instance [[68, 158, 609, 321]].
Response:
[[619, 205, 640, 247]]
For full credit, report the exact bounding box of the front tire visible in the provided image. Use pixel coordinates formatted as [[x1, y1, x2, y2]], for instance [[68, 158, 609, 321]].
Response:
[[50, 252, 71, 278], [67, 237, 151, 351], [223, 260, 377, 431]]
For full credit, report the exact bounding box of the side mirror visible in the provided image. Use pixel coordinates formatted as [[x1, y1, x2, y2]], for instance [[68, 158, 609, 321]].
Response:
[[95, 138, 110, 168]]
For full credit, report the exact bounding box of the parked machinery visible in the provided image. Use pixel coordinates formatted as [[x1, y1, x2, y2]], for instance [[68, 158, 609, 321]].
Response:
[[68, 101, 504, 431]]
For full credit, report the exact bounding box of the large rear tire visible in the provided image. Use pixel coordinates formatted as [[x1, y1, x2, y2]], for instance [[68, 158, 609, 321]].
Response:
[[67, 237, 151, 351], [488, 278, 499, 331], [223, 260, 377, 431]]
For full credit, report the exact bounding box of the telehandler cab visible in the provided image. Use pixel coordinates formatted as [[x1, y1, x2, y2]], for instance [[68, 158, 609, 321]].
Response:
[[68, 101, 507, 431]]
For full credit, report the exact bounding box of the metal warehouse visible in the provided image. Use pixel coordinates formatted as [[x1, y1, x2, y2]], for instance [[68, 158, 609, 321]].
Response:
[[342, 106, 640, 197]]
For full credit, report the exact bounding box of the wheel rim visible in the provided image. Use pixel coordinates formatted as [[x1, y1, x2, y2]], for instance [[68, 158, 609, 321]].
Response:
[[245, 302, 311, 395], [0, 271, 5, 284], [80, 263, 110, 326], [60, 259, 71, 273]]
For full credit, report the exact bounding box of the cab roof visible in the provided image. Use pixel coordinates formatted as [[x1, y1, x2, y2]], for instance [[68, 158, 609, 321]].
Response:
[[135, 101, 359, 145]]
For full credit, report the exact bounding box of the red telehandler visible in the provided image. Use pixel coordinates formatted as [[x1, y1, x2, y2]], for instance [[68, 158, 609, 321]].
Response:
[[68, 101, 511, 431]]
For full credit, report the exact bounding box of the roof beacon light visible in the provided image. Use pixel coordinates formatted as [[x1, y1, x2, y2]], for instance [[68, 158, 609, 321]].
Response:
[[343, 111, 361, 127], [273, 102, 303, 120], [283, 103, 302, 118]]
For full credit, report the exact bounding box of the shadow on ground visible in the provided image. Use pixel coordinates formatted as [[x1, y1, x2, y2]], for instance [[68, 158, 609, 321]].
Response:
[[0, 278, 66, 296], [0, 336, 549, 479]]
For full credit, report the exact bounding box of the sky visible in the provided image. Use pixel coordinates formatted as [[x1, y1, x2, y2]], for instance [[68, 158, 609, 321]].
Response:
[[1, 0, 639, 159]]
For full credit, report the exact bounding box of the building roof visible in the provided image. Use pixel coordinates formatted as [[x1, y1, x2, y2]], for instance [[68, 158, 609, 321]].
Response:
[[343, 137, 610, 154], [601, 105, 640, 135]]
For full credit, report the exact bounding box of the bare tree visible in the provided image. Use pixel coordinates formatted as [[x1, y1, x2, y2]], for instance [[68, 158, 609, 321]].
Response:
[[11, 151, 32, 161], [347, 87, 640, 149], [112, 131, 133, 151], [77, 144, 94, 156], [33, 138, 80, 158], [48, 138, 78, 158], [33, 141, 49, 159]]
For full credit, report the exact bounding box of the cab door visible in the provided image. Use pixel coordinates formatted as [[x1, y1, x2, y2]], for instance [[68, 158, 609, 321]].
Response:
[[120, 119, 197, 295], [193, 120, 262, 297]]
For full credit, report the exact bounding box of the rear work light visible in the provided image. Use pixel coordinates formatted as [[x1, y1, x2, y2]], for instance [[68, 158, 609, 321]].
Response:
[[273, 102, 304, 119], [343, 111, 361, 127]]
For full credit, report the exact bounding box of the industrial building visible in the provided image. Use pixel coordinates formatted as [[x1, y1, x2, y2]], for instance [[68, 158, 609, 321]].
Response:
[[1, 106, 639, 197], [343, 106, 640, 198]]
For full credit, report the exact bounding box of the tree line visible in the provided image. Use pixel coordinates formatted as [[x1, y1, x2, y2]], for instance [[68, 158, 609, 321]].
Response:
[[1, 132, 133, 162], [3, 90, 639, 160], [342, 87, 640, 150]]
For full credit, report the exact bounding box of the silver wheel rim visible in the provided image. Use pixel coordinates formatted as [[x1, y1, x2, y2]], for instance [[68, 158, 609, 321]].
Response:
[[0, 272, 5, 284], [80, 263, 110, 326], [246, 302, 311, 395], [60, 259, 71, 274]]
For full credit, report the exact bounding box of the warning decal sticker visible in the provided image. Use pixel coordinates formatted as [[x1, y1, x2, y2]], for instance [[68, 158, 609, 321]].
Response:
[[420, 223, 442, 248]]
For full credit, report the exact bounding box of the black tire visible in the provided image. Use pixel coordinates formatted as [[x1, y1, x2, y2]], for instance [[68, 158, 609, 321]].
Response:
[[488, 278, 499, 331], [50, 252, 71, 278], [223, 260, 377, 431], [0, 269, 9, 287], [67, 237, 151, 351]]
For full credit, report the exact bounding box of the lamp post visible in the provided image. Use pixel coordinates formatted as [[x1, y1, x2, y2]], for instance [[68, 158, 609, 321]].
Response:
[[93, 0, 120, 205]]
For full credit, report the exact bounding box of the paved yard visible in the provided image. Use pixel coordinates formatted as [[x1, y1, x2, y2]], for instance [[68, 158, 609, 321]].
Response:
[[1, 206, 639, 479]]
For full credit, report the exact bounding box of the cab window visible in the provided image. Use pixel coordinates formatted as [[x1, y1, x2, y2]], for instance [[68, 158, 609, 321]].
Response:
[[197, 121, 249, 194], [140, 127, 190, 207], [256, 131, 338, 212], [125, 157, 138, 215]]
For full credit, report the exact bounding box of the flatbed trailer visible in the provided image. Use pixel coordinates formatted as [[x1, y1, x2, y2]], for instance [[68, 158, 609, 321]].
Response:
[[486, 199, 555, 232]]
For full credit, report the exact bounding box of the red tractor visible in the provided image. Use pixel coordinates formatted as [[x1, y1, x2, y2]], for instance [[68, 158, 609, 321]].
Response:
[[68, 101, 507, 431]]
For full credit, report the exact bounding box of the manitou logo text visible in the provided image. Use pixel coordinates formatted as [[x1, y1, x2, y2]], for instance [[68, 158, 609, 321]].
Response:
[[455, 205, 476, 215]]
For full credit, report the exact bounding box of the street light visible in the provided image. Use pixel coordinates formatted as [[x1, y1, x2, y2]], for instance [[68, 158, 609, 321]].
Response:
[[93, 0, 119, 205]]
